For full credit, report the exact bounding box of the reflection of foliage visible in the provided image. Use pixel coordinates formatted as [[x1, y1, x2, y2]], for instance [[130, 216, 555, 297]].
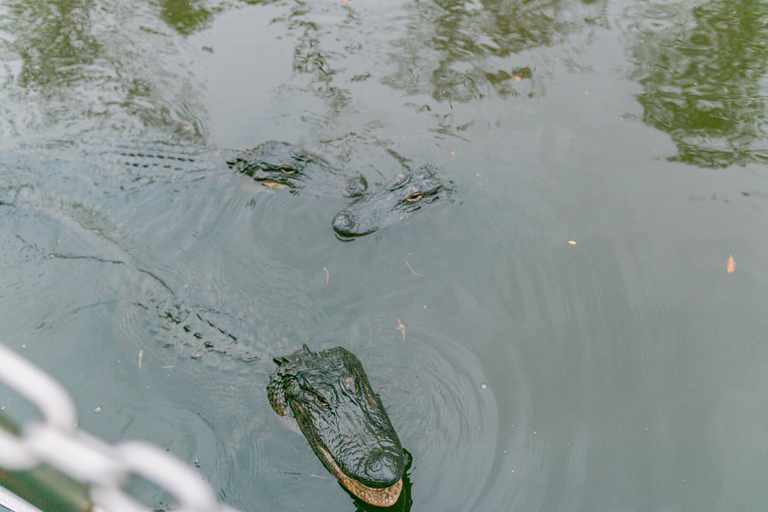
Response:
[[267, 0, 607, 127], [276, 0, 355, 115], [158, 0, 218, 35], [157, 0, 355, 115], [384, 0, 607, 102], [626, 0, 768, 168], [0, 0, 209, 140], [155, 0, 273, 35], [6, 0, 100, 91]]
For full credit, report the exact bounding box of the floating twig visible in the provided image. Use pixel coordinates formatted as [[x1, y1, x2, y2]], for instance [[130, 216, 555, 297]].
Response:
[[324, 267, 329, 284], [405, 260, 424, 277], [397, 319, 406, 341], [138, 350, 143, 369]]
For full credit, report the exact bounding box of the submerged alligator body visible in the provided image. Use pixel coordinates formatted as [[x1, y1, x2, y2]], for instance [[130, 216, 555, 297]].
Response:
[[268, 345, 405, 507]]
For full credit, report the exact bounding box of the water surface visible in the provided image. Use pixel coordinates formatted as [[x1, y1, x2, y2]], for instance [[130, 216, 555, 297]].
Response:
[[1, 0, 767, 511]]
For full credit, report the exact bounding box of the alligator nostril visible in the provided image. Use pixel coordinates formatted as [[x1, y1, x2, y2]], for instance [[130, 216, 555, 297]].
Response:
[[332, 212, 355, 234], [346, 176, 368, 197], [361, 451, 403, 487]]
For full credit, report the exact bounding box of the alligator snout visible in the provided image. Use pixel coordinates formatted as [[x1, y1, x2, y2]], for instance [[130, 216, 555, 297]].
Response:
[[332, 210, 368, 238], [359, 449, 405, 488]]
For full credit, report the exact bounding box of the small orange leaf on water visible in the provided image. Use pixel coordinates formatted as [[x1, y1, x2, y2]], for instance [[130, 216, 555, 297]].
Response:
[[397, 319, 405, 341], [726, 255, 735, 273], [514, 76, 521, 82]]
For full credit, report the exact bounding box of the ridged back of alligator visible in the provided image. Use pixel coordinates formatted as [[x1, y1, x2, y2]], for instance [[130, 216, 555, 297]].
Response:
[[4, 145, 308, 420], [110, 281, 268, 410]]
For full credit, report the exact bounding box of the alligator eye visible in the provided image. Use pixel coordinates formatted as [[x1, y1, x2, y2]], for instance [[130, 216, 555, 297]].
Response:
[[279, 165, 296, 174], [286, 380, 302, 399], [314, 388, 333, 408], [405, 192, 423, 202], [301, 390, 326, 407]]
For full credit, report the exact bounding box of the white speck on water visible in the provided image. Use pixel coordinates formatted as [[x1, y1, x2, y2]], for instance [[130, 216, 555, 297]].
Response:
[[94, 406, 102, 413], [481, 383, 487, 389]]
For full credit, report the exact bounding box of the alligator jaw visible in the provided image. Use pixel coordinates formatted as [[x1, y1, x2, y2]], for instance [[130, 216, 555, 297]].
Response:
[[317, 445, 403, 507], [268, 346, 406, 506]]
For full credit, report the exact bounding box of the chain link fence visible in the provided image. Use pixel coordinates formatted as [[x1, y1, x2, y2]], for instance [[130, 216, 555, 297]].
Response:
[[0, 343, 242, 512]]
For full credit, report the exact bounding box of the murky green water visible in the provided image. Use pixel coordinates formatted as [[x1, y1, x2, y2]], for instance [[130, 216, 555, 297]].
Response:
[[1, 0, 767, 511]]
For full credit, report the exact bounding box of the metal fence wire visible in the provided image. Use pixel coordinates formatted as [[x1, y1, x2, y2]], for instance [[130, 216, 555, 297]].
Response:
[[0, 343, 241, 512]]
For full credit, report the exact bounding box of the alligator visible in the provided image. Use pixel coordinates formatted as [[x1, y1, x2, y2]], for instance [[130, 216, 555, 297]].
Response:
[[332, 164, 454, 239], [109, 140, 450, 238], [226, 140, 368, 198], [227, 141, 453, 238], [1, 140, 441, 507], [268, 345, 405, 507], [110, 280, 406, 506]]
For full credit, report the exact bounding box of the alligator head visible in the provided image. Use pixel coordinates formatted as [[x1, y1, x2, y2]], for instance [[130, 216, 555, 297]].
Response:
[[228, 141, 367, 198], [332, 164, 453, 238], [267, 345, 405, 507]]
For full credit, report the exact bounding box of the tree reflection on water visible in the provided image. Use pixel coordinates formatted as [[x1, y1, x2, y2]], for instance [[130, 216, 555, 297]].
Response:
[[0, 0, 613, 141], [383, 0, 608, 102], [0, 0, 210, 141], [157, 0, 273, 35], [626, 0, 768, 168]]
